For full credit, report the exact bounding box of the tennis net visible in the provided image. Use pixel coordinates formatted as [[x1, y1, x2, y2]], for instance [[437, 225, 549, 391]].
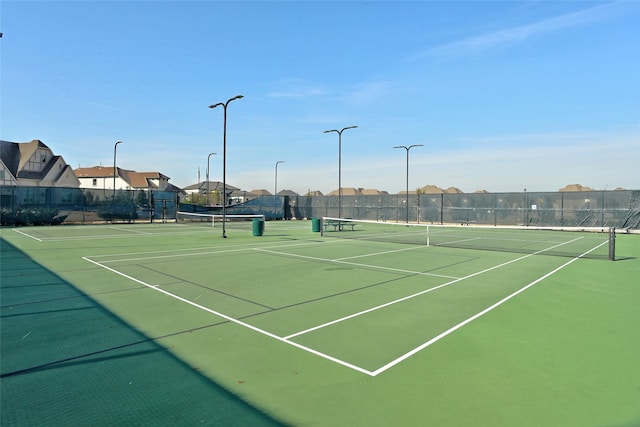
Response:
[[320, 217, 615, 260], [177, 212, 265, 229]]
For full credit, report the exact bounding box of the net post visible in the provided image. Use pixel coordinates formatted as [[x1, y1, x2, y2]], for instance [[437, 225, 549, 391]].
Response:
[[320, 217, 325, 237], [426, 225, 430, 246], [608, 227, 616, 261]]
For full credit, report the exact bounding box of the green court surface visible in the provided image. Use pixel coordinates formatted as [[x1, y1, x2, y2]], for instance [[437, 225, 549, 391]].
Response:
[[1, 221, 638, 426]]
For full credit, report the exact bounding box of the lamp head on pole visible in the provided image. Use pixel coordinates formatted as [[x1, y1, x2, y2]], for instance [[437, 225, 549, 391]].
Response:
[[209, 95, 244, 109], [324, 125, 358, 135]]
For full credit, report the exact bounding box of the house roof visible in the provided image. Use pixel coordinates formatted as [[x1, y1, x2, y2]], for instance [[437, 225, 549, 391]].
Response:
[[0, 140, 21, 175], [445, 186, 464, 194], [75, 166, 116, 178], [17, 140, 48, 171], [74, 166, 172, 189], [326, 187, 365, 196], [420, 184, 445, 194], [559, 184, 594, 192], [1, 139, 80, 187], [361, 189, 388, 195], [182, 181, 240, 192], [250, 189, 272, 196], [1, 139, 48, 176]]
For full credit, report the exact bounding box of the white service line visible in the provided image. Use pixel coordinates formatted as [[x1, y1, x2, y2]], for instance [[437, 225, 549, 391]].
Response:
[[107, 226, 153, 235], [254, 247, 461, 280], [334, 244, 427, 261]]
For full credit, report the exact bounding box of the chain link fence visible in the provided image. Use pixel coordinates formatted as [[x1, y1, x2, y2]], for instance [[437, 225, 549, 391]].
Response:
[[0, 186, 178, 225], [289, 190, 639, 229], [2, 186, 638, 229]]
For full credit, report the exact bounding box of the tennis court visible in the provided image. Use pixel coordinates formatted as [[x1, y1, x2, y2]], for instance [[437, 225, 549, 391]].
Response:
[[1, 219, 638, 426]]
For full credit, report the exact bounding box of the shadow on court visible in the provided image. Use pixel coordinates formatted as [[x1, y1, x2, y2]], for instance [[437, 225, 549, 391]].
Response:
[[0, 238, 285, 426]]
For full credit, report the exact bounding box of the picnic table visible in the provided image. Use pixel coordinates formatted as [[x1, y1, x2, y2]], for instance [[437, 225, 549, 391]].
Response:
[[323, 219, 357, 231]]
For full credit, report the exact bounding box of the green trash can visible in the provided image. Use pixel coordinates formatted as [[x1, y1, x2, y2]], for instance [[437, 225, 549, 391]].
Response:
[[311, 217, 321, 232], [252, 218, 264, 236]]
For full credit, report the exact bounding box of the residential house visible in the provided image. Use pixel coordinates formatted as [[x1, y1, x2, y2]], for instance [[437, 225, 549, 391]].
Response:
[[74, 166, 178, 192], [0, 140, 80, 188], [326, 187, 364, 196], [276, 189, 299, 197], [419, 184, 446, 194], [182, 181, 242, 205], [361, 189, 389, 195], [558, 184, 594, 192]]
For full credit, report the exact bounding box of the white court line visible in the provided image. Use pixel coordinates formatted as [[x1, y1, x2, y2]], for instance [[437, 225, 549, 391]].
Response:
[[334, 244, 428, 261], [82, 234, 596, 377], [16, 229, 213, 242], [91, 240, 335, 263], [82, 255, 375, 376], [283, 236, 584, 340], [254, 248, 461, 280], [370, 238, 609, 376], [11, 229, 43, 242], [107, 226, 153, 235]]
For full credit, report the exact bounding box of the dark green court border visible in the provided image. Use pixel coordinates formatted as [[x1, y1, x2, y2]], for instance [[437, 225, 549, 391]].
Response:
[[0, 238, 286, 426]]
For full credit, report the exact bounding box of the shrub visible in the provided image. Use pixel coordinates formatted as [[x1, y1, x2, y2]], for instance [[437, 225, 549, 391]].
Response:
[[0, 207, 66, 226]]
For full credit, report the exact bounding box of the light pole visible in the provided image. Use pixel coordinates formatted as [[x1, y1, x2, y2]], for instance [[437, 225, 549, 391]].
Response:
[[113, 141, 123, 200], [209, 95, 243, 238], [324, 125, 357, 219], [394, 144, 423, 223], [206, 152, 216, 206], [274, 160, 284, 196]]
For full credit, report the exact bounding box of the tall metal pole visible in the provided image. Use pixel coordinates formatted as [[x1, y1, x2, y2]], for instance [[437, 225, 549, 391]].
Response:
[[113, 141, 123, 200], [324, 126, 357, 219], [394, 144, 423, 223], [275, 160, 284, 195], [209, 95, 243, 238], [206, 152, 216, 206]]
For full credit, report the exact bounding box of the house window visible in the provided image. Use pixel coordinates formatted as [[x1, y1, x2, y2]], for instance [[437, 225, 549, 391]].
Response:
[[92, 178, 98, 186]]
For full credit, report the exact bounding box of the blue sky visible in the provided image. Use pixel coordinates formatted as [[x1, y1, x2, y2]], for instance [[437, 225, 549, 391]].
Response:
[[1, 1, 638, 194]]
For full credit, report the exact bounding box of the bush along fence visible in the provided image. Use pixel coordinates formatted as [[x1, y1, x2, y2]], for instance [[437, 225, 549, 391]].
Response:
[[0, 186, 179, 226]]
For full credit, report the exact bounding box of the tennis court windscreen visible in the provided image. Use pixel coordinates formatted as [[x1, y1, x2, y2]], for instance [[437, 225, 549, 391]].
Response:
[[320, 217, 615, 260]]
